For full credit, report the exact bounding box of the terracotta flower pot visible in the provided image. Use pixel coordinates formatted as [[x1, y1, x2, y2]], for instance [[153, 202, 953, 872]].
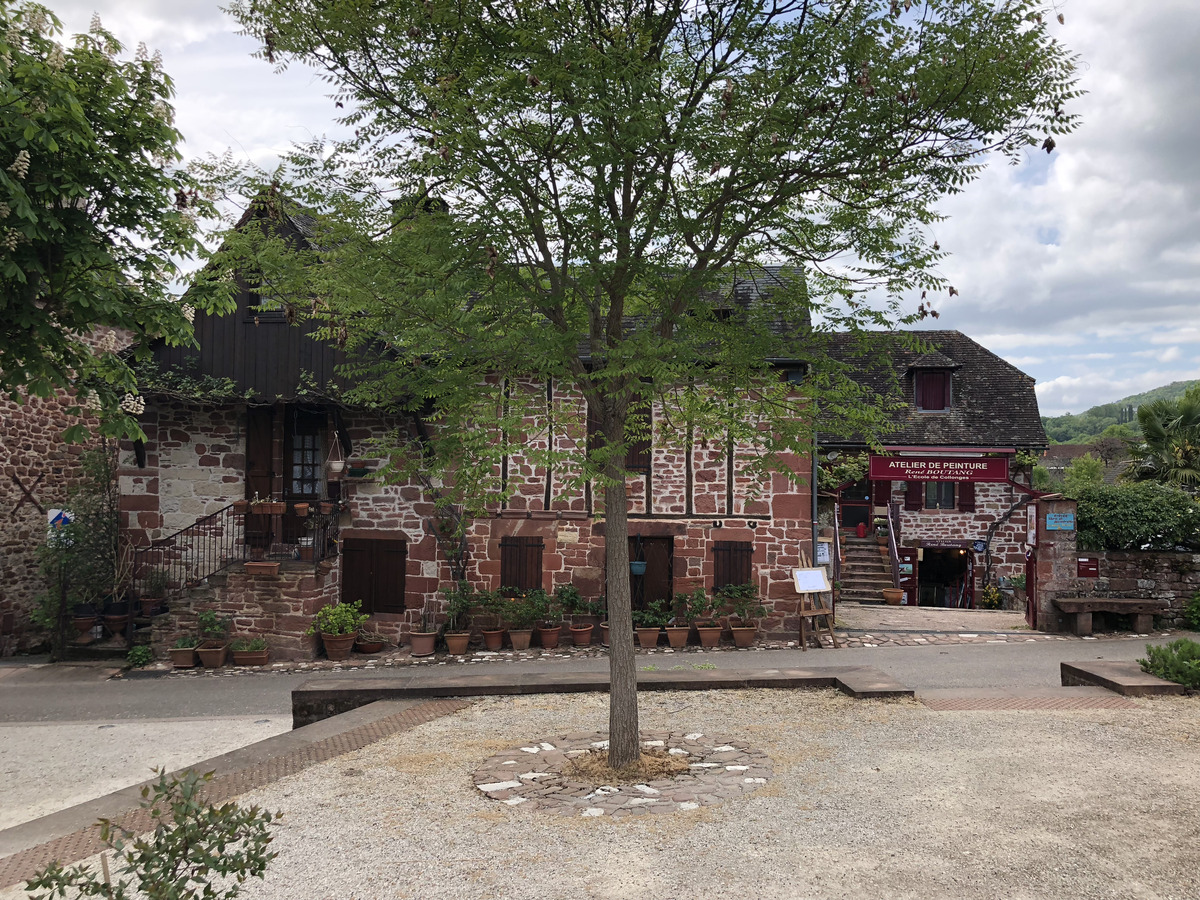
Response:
[[508, 629, 533, 651], [409, 631, 437, 657], [231, 649, 269, 666], [537, 625, 562, 650], [882, 587, 904, 605], [636, 627, 661, 649], [569, 624, 594, 646], [481, 628, 505, 651], [664, 626, 689, 649], [232, 499, 249, 514], [72, 616, 98, 637], [139, 598, 163, 617], [293, 503, 309, 517], [696, 624, 722, 648], [600, 622, 610, 646], [322, 632, 356, 661], [196, 641, 227, 668], [730, 626, 756, 648], [354, 640, 385, 654], [169, 646, 196, 668], [245, 561, 280, 576], [444, 632, 471, 655]]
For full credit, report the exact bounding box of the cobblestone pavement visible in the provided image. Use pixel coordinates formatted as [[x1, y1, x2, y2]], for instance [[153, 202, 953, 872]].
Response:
[[473, 730, 772, 818]]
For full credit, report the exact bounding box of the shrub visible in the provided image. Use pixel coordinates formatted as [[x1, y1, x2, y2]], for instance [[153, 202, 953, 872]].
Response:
[[229, 636, 269, 652], [172, 635, 200, 650], [1185, 592, 1200, 631], [196, 609, 231, 641], [1074, 482, 1200, 551], [25, 768, 280, 900], [307, 599, 369, 636], [126, 645, 154, 668], [978, 584, 1004, 610], [1139, 638, 1200, 689]]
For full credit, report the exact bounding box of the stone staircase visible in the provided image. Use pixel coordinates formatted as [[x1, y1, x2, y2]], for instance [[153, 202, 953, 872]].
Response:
[[838, 535, 894, 604]]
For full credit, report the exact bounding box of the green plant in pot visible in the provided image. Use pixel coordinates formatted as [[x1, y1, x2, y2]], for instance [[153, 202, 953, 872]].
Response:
[[195, 609, 232, 668], [500, 591, 540, 650], [355, 625, 390, 654], [409, 603, 438, 657], [685, 588, 722, 648], [557, 583, 600, 645], [716, 583, 766, 648], [527, 589, 563, 649], [307, 599, 369, 661], [441, 581, 474, 655], [169, 634, 200, 668], [664, 595, 691, 648], [632, 599, 669, 649], [229, 636, 270, 666], [140, 569, 170, 616]]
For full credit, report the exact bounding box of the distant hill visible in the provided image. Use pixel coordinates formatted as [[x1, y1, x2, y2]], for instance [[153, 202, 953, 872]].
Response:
[[1041, 380, 1200, 444]]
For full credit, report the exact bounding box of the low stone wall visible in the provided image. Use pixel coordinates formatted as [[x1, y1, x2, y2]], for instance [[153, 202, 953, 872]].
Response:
[[1080, 550, 1199, 629]]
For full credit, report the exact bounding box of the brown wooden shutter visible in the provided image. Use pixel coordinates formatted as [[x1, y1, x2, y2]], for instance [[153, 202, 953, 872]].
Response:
[[958, 480, 976, 513], [904, 481, 923, 511], [942, 372, 952, 409], [341, 538, 407, 615], [500, 536, 544, 591], [341, 540, 371, 611], [913, 373, 925, 409], [625, 405, 651, 472], [374, 541, 409, 613], [872, 481, 892, 507], [586, 401, 602, 454], [713, 541, 753, 588]]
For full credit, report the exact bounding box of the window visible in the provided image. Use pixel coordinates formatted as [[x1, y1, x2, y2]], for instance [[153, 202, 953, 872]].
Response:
[[587, 401, 651, 472], [713, 541, 754, 589], [500, 535, 544, 592], [285, 409, 324, 498], [915, 370, 951, 411], [924, 482, 956, 510]]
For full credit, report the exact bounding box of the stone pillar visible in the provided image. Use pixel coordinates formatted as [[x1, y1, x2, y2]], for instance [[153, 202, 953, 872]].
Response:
[[1033, 498, 1078, 632]]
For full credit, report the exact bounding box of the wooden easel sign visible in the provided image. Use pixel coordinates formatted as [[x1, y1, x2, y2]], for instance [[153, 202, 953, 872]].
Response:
[[792, 567, 830, 594]]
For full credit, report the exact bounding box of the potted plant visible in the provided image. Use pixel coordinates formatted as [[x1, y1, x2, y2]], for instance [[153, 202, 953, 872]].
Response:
[[229, 636, 270, 666], [501, 592, 539, 651], [632, 599, 669, 649], [252, 497, 286, 516], [409, 603, 438, 657], [529, 589, 563, 649], [293, 502, 310, 517], [169, 635, 199, 668], [355, 626, 389, 654], [555, 585, 601, 645], [717, 583, 766, 648], [139, 569, 170, 617], [475, 589, 506, 651], [881, 587, 904, 605], [664, 596, 690, 649], [307, 599, 369, 660], [231, 498, 250, 514], [685, 588, 722, 648], [195, 608, 231, 667], [71, 601, 100, 638], [441, 582, 474, 655], [245, 560, 280, 576]]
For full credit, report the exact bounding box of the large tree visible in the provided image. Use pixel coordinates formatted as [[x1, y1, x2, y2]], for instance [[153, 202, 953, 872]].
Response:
[[0, 2, 222, 439], [220, 0, 1078, 766], [1124, 386, 1200, 493]]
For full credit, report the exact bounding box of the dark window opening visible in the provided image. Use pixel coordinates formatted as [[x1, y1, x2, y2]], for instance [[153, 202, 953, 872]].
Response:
[[924, 481, 956, 510], [915, 370, 951, 411], [713, 541, 754, 589], [285, 409, 324, 499], [500, 535, 544, 592]]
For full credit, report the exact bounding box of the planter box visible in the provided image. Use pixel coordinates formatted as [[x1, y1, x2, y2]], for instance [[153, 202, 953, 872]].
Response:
[[231, 649, 269, 666], [169, 646, 197, 668], [245, 561, 280, 576], [196, 641, 227, 668], [636, 627, 661, 649]]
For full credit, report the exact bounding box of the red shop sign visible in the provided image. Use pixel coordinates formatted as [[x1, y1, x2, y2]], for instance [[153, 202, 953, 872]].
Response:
[[868, 455, 1009, 482]]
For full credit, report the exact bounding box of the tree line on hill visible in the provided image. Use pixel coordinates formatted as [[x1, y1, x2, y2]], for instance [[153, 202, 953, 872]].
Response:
[[1042, 380, 1200, 444]]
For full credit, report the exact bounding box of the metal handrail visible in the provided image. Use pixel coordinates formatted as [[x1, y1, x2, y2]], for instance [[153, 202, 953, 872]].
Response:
[[887, 500, 901, 588]]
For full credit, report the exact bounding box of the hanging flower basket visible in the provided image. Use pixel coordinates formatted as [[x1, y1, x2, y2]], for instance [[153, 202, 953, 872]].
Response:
[[630, 560, 647, 576]]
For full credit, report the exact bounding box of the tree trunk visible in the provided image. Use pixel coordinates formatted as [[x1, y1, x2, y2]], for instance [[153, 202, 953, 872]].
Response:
[[603, 468, 640, 768]]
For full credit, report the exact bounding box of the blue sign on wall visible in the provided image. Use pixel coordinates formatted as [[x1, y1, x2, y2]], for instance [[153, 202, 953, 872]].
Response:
[[1046, 512, 1076, 531]]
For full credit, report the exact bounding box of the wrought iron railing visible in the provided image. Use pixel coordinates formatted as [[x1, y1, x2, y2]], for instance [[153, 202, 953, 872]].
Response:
[[131, 501, 341, 601], [887, 500, 902, 588]]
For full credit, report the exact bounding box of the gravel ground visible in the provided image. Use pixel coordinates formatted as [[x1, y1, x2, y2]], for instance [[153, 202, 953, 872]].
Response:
[[18, 690, 1192, 900], [0, 716, 290, 831]]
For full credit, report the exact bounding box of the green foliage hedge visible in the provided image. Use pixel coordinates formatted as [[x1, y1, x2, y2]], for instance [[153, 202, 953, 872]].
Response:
[[1139, 639, 1200, 689], [1074, 482, 1200, 551]]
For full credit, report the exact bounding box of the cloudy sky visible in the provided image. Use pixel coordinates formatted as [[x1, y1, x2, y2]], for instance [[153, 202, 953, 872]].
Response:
[[45, 0, 1200, 416]]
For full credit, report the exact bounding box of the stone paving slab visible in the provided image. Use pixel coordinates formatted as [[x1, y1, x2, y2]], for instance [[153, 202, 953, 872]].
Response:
[[291, 666, 913, 726], [920, 687, 1140, 711], [0, 699, 469, 891], [1060, 660, 1187, 696]]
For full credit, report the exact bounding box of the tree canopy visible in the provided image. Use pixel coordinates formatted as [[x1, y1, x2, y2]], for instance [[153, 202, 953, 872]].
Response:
[[217, 0, 1080, 765], [1124, 385, 1200, 493], [0, 2, 221, 439]]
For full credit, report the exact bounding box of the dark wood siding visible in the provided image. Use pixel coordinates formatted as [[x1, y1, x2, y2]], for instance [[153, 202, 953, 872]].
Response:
[[342, 538, 407, 615], [500, 536, 543, 591], [713, 540, 754, 589]]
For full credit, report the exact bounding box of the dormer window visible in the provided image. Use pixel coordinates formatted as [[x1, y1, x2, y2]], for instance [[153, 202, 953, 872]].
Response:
[[915, 370, 951, 411]]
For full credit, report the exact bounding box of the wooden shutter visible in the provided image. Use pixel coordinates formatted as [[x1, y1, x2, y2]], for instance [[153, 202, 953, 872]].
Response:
[[342, 538, 407, 615], [500, 536, 544, 591], [625, 405, 651, 472], [713, 541, 753, 588], [958, 480, 976, 513], [904, 481, 923, 511], [916, 372, 949, 411], [872, 481, 891, 507], [341, 539, 373, 612]]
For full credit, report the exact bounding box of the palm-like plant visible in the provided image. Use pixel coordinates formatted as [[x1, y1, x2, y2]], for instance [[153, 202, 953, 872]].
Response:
[[1125, 388, 1200, 492]]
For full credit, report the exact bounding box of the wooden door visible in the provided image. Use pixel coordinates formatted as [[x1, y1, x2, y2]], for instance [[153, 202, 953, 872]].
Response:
[[629, 536, 673, 612], [342, 537, 408, 615]]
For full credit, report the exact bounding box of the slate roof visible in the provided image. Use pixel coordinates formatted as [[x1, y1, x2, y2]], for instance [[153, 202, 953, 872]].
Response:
[[819, 330, 1047, 450]]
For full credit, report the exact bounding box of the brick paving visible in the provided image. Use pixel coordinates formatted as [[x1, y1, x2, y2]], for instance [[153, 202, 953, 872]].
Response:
[[0, 699, 469, 891], [921, 695, 1139, 711], [473, 731, 772, 818]]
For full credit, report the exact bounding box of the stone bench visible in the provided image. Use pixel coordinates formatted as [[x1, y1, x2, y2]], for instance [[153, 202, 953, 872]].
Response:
[[1053, 598, 1170, 636]]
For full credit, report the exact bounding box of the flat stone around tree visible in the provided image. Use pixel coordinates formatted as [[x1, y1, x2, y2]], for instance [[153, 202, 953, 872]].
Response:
[[473, 730, 772, 816]]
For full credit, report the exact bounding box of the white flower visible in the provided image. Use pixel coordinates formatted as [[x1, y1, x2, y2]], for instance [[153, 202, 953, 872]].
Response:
[[89, 13, 102, 34], [181, 304, 195, 324], [120, 393, 145, 415], [151, 49, 162, 70], [80, 389, 102, 412], [5, 21, 22, 46], [134, 42, 147, 61], [95, 330, 119, 353], [0, 203, 9, 219], [151, 99, 174, 125], [7, 149, 30, 179], [25, 9, 46, 36], [1, 229, 19, 252], [46, 43, 64, 71]]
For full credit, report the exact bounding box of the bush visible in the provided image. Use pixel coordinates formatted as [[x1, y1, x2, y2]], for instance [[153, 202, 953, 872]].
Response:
[[1075, 482, 1200, 551], [307, 599, 369, 636], [1185, 592, 1200, 631], [126, 645, 154, 668], [978, 584, 1004, 610], [1139, 638, 1200, 689], [25, 768, 280, 900]]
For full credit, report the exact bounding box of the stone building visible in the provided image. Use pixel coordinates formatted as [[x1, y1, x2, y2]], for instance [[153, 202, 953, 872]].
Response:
[[821, 331, 1047, 608]]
